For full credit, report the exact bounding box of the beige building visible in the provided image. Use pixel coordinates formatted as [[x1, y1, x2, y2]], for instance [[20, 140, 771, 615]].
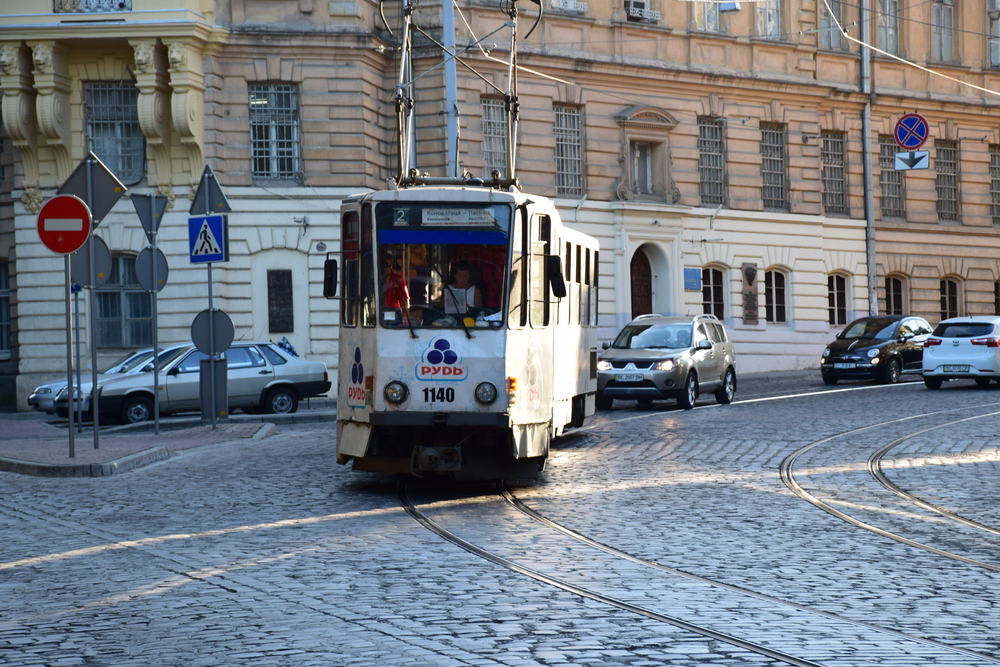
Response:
[[3, 0, 996, 409]]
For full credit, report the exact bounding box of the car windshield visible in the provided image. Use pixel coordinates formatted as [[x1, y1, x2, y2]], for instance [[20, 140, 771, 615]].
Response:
[[612, 324, 691, 350], [101, 351, 145, 374], [839, 318, 899, 340]]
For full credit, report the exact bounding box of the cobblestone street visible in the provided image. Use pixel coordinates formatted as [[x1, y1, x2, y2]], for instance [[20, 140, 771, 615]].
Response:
[[1, 373, 998, 666]]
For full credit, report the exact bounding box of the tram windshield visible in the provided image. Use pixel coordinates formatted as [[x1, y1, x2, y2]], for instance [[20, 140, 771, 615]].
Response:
[[375, 202, 511, 330]]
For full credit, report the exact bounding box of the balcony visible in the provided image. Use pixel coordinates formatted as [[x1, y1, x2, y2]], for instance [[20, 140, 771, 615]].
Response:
[[54, 0, 132, 12]]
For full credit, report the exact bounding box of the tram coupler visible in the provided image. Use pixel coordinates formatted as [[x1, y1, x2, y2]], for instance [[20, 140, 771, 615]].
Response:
[[412, 445, 461, 474]]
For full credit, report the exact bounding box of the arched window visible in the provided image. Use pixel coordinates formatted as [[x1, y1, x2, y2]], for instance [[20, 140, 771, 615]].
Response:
[[764, 269, 787, 323], [940, 278, 960, 320], [630, 249, 652, 318], [884, 275, 905, 316], [827, 274, 848, 325], [96, 254, 152, 347], [702, 266, 725, 319]]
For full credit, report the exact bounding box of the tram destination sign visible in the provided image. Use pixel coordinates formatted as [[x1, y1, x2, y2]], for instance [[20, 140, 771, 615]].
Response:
[[421, 208, 497, 227]]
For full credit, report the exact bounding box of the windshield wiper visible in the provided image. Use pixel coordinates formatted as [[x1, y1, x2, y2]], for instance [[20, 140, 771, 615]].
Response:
[[442, 283, 473, 339]]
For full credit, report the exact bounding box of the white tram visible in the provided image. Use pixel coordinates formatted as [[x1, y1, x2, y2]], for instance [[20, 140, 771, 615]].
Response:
[[323, 186, 599, 477]]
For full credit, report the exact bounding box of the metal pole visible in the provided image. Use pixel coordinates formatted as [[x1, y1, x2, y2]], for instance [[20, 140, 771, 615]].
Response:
[[73, 285, 82, 433], [443, 0, 458, 178], [150, 196, 160, 435], [86, 157, 100, 448], [64, 256, 75, 458], [861, 0, 877, 316], [203, 168, 217, 429]]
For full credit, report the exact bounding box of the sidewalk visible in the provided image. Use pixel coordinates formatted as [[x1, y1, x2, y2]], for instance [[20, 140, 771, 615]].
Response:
[[0, 404, 337, 478]]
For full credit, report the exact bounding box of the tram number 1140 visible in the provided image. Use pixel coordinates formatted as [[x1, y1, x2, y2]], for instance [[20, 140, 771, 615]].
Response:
[[423, 387, 455, 403]]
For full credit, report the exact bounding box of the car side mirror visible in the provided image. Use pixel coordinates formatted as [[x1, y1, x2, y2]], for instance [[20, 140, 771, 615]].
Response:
[[697, 339, 712, 350], [323, 258, 339, 298], [601, 341, 610, 350], [900, 332, 914, 341], [167, 366, 180, 376]]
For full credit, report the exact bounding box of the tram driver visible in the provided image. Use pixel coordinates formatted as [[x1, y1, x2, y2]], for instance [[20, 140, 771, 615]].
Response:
[[442, 261, 483, 315]]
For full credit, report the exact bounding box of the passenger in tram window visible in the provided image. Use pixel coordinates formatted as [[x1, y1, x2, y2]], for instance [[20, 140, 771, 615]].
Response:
[[382, 250, 410, 323], [443, 262, 483, 314], [407, 244, 434, 307]]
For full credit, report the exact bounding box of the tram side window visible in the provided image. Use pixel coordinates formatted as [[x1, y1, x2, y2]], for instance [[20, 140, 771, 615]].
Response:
[[576, 244, 583, 325], [591, 251, 600, 327], [509, 208, 528, 327], [341, 211, 360, 327], [529, 215, 550, 327], [361, 204, 376, 327]]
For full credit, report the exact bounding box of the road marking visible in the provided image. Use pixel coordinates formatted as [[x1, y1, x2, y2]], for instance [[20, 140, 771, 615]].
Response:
[[43, 218, 85, 231]]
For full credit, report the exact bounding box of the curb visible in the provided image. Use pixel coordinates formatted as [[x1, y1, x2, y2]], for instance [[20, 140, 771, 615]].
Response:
[[0, 446, 170, 478]]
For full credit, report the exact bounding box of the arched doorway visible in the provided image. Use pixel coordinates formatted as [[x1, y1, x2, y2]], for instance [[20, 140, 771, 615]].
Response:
[[630, 248, 652, 318]]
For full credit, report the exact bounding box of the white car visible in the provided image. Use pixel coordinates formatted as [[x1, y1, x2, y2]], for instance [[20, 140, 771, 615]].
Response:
[[28, 345, 187, 414], [922, 316, 1000, 389], [56, 341, 331, 424]]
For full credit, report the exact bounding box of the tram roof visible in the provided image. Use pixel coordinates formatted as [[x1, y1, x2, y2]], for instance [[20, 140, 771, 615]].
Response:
[[346, 186, 548, 207]]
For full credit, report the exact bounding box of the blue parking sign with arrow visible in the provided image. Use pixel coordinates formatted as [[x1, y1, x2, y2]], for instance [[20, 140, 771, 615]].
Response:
[[188, 215, 228, 263]]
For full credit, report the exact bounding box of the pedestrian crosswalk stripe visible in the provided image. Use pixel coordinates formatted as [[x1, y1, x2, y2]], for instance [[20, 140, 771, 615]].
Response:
[[192, 220, 222, 256]]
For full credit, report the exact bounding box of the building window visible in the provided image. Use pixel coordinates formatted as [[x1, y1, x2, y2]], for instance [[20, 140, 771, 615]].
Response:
[[756, 0, 781, 38], [0, 262, 10, 359], [990, 145, 1000, 224], [931, 0, 955, 62], [702, 267, 725, 319], [821, 131, 848, 215], [631, 141, 655, 195], [879, 135, 906, 218], [84, 82, 145, 185], [267, 269, 294, 333], [761, 123, 788, 210], [482, 97, 508, 178], [885, 276, 905, 315], [554, 105, 584, 196], [828, 274, 848, 325], [551, 0, 588, 13], [693, 1, 721, 31], [819, 0, 846, 49], [935, 140, 959, 221], [877, 0, 900, 54], [96, 255, 152, 347], [625, 0, 661, 23], [698, 117, 727, 206], [249, 83, 301, 182], [940, 278, 960, 319], [55, 0, 132, 12], [764, 270, 787, 323], [991, 0, 1000, 66]]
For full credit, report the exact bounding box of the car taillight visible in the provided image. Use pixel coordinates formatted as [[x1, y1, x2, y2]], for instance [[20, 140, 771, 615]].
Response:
[[971, 337, 1000, 347], [924, 338, 942, 348], [324, 371, 329, 382]]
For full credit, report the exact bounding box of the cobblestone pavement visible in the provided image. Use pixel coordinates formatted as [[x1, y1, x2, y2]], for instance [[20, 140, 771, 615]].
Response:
[[1, 373, 997, 665]]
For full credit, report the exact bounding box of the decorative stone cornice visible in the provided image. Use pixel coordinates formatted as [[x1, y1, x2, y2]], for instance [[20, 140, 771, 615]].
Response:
[[21, 186, 43, 214], [27, 40, 71, 183], [0, 42, 40, 186], [129, 38, 173, 186], [161, 38, 205, 179]]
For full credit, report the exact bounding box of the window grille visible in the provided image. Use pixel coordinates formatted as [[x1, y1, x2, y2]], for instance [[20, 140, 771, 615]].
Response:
[[879, 135, 905, 218], [702, 267, 725, 319], [0, 262, 10, 357], [631, 141, 654, 195], [249, 84, 301, 181], [698, 117, 726, 206], [932, 0, 954, 62], [991, 145, 1000, 225], [551, 0, 588, 12], [827, 274, 847, 325], [819, 0, 845, 49], [554, 105, 584, 196], [821, 131, 848, 215], [267, 269, 294, 333], [84, 82, 144, 185], [756, 0, 781, 39], [482, 97, 508, 178], [877, 0, 899, 54], [96, 255, 152, 347], [760, 123, 788, 210], [940, 278, 959, 319], [991, 0, 1000, 66], [935, 140, 959, 221], [694, 1, 721, 31], [625, 0, 661, 22], [54, 0, 132, 12], [764, 270, 787, 323], [885, 276, 904, 315]]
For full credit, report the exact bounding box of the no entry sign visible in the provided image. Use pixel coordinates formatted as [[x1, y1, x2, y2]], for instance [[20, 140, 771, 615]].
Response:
[[37, 195, 92, 254]]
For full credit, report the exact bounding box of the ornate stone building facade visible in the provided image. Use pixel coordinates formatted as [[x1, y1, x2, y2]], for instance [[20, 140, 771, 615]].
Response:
[[2, 0, 996, 408]]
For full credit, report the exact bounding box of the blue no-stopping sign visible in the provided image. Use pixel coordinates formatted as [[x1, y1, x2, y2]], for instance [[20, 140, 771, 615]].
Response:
[[894, 113, 929, 151]]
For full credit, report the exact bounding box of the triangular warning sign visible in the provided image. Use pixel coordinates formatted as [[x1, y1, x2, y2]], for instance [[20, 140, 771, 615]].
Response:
[[192, 220, 222, 256]]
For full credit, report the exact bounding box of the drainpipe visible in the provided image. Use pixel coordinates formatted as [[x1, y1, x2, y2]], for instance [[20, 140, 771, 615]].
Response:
[[860, 0, 878, 316], [443, 0, 459, 177]]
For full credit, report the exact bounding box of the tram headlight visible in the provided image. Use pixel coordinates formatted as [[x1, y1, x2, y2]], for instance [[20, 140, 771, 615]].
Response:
[[596, 360, 612, 371], [384, 381, 408, 404], [474, 382, 498, 405]]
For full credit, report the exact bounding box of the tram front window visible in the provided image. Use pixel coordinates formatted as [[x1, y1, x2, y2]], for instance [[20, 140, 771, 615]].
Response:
[[375, 202, 510, 330]]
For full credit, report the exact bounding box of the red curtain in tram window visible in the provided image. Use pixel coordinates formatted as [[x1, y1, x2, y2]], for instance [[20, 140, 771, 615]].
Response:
[[630, 249, 652, 318], [472, 245, 506, 308]]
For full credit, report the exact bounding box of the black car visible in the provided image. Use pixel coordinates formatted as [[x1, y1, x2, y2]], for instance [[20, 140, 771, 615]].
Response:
[[820, 315, 932, 385]]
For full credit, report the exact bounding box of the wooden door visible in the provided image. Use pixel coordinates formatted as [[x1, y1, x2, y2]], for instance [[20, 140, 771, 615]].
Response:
[[630, 248, 652, 318]]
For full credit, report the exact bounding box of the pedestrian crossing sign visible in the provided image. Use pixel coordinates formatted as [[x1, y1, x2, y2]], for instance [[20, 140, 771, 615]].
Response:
[[188, 214, 229, 263]]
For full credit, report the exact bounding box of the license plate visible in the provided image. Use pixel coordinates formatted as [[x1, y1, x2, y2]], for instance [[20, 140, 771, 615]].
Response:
[[943, 365, 969, 372], [833, 362, 856, 369], [615, 373, 644, 382]]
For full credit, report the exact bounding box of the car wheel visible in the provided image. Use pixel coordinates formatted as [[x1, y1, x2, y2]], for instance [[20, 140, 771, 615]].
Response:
[[924, 377, 943, 390], [975, 377, 992, 387], [678, 372, 698, 410], [880, 358, 901, 384], [596, 394, 613, 410], [265, 387, 299, 414], [120, 395, 153, 424], [821, 372, 838, 385], [715, 367, 736, 404]]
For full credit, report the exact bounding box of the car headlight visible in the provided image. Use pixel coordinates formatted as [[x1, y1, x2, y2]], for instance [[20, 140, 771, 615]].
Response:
[[474, 382, 498, 405], [596, 360, 612, 371], [383, 381, 408, 404], [867, 349, 879, 358], [654, 359, 676, 371], [824, 347, 831, 357]]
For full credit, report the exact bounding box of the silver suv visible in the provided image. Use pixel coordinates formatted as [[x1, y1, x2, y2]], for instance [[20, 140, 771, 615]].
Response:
[[596, 314, 737, 410]]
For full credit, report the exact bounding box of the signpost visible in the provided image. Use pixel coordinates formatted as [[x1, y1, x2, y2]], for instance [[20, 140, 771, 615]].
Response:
[[132, 193, 169, 434], [37, 194, 93, 458], [69, 234, 110, 431], [894, 113, 931, 172]]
